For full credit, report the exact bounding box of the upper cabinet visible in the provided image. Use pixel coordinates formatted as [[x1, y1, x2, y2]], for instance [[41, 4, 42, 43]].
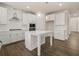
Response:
[[23, 13, 29, 25], [0, 7, 7, 24], [46, 14, 55, 22], [23, 13, 37, 25], [22, 12, 37, 30]]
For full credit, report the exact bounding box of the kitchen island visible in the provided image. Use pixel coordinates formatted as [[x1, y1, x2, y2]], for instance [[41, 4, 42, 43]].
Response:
[[25, 31, 53, 56]]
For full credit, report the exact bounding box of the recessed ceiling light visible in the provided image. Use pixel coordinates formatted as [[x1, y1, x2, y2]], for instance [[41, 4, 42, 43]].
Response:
[[59, 3, 63, 7], [37, 13, 41, 17], [27, 6, 30, 8], [37, 13, 41, 16]]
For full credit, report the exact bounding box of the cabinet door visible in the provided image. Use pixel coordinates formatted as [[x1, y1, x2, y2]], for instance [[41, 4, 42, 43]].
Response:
[[0, 32, 8, 44], [17, 31, 23, 41], [0, 7, 7, 24], [23, 13, 29, 25], [8, 32, 14, 43], [46, 14, 55, 21], [54, 11, 67, 40], [8, 31, 17, 43], [16, 10, 22, 20]]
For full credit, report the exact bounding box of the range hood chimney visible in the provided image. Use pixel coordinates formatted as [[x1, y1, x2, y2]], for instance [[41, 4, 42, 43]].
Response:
[[10, 12, 19, 21]]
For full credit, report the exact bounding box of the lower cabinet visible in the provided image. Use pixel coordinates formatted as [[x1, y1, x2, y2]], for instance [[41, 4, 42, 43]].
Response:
[[0, 31, 24, 45], [0, 32, 9, 44], [8, 31, 24, 44]]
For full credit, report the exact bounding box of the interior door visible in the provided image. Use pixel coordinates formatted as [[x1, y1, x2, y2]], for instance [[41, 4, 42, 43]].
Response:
[[54, 12, 66, 40]]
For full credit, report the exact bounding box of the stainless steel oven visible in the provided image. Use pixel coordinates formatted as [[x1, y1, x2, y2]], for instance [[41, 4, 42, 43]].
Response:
[[29, 23, 36, 31]]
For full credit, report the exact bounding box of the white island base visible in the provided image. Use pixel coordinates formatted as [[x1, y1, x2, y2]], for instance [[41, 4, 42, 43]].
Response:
[[25, 31, 53, 56]]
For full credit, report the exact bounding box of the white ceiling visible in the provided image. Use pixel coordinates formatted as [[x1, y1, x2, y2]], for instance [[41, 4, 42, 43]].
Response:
[[3, 2, 79, 14]]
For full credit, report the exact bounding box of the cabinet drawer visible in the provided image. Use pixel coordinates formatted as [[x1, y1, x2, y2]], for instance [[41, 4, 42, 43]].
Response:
[[46, 14, 55, 21]]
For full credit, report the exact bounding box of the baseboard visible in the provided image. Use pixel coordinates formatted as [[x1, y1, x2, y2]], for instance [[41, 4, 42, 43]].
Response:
[[3, 39, 25, 46]]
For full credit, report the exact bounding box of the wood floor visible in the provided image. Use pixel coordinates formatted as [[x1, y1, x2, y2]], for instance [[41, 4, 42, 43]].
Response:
[[0, 32, 79, 56]]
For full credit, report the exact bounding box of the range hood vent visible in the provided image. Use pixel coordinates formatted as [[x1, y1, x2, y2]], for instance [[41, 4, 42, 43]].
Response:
[[9, 13, 20, 21]]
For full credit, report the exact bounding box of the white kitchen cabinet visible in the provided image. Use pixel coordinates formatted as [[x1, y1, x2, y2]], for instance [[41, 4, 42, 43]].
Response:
[[45, 14, 54, 33], [0, 32, 9, 44], [0, 31, 24, 45], [10, 31, 18, 43], [9, 31, 24, 43], [23, 13, 29, 25], [23, 12, 38, 31], [23, 13, 36, 25], [54, 11, 69, 40], [17, 31, 24, 41], [46, 14, 55, 21], [23, 12, 45, 31], [0, 7, 7, 24], [45, 21, 54, 31], [45, 13, 54, 35]]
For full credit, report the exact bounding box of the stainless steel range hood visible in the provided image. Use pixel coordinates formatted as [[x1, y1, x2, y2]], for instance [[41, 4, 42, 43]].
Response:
[[9, 13, 20, 21]]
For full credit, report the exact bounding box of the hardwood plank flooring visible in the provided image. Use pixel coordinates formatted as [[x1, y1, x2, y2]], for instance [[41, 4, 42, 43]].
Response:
[[0, 32, 79, 56]]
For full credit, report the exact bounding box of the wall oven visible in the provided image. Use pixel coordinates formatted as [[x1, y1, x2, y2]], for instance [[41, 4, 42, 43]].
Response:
[[29, 23, 36, 31]]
